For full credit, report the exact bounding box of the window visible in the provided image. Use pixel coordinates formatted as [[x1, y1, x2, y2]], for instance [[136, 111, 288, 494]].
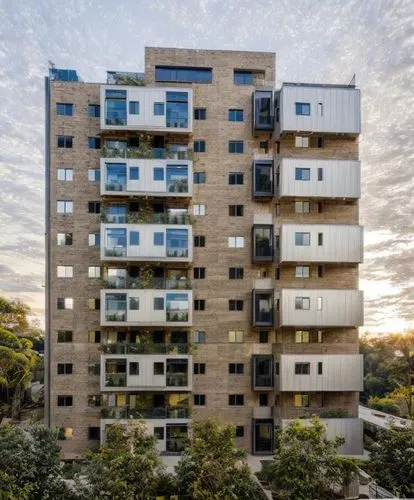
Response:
[[57, 201, 73, 214], [89, 233, 100, 246], [194, 267, 205, 279], [88, 137, 101, 149], [155, 66, 212, 84], [154, 232, 164, 246], [88, 331, 101, 343], [154, 362, 164, 375], [275, 204, 281, 216], [194, 363, 206, 375], [88, 104, 100, 117], [235, 426, 244, 437], [154, 102, 165, 115], [154, 297, 164, 310], [275, 267, 280, 280], [88, 363, 100, 376], [229, 267, 243, 279], [318, 265, 324, 278], [152, 167, 164, 181], [194, 235, 205, 247], [88, 427, 100, 440], [88, 395, 101, 408], [295, 330, 310, 343], [295, 297, 310, 310], [295, 136, 309, 148], [229, 363, 244, 374], [57, 395, 73, 407], [88, 298, 100, 310], [228, 330, 243, 343], [259, 331, 269, 344], [228, 140, 244, 153], [312, 136, 324, 148], [229, 300, 243, 311], [193, 204, 206, 215], [228, 172, 244, 185], [57, 135, 73, 148], [295, 201, 310, 213], [228, 109, 244, 121], [317, 201, 324, 213], [88, 169, 100, 182], [154, 427, 164, 440], [317, 297, 323, 310], [57, 298, 73, 310], [294, 394, 310, 407], [129, 297, 139, 310], [295, 232, 310, 246], [295, 168, 310, 181], [318, 168, 323, 181], [194, 172, 206, 184], [318, 362, 323, 375], [194, 299, 206, 311], [194, 140, 206, 153], [57, 168, 73, 181], [88, 201, 100, 213], [295, 363, 310, 375], [295, 266, 310, 278], [318, 233, 323, 246], [57, 330, 72, 343], [229, 394, 244, 406], [228, 237, 244, 248], [234, 70, 253, 84], [129, 101, 139, 114], [193, 394, 206, 406], [57, 266, 73, 278], [275, 362, 279, 375], [130, 167, 139, 180], [194, 108, 206, 120], [193, 330, 206, 344], [57, 233, 72, 246], [295, 102, 311, 115], [259, 393, 268, 406], [56, 103, 73, 116], [57, 363, 73, 375], [229, 205, 244, 216]]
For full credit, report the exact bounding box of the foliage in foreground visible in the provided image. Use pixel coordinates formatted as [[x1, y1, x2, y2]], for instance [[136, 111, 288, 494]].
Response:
[[259, 417, 357, 500], [175, 419, 263, 499]]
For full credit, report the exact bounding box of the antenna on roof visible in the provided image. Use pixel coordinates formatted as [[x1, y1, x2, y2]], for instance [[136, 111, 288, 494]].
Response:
[[348, 74, 356, 87]]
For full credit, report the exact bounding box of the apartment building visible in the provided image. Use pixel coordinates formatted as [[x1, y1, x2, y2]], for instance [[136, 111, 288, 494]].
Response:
[[45, 47, 363, 459]]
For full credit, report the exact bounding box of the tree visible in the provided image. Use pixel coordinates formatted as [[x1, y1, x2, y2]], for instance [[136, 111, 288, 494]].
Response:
[[80, 422, 168, 499], [0, 327, 40, 421], [368, 425, 414, 498], [261, 418, 357, 500], [175, 419, 263, 499], [0, 423, 74, 499], [0, 296, 31, 334]]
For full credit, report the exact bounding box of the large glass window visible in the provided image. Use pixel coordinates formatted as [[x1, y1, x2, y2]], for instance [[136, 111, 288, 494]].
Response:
[[254, 162, 273, 196], [166, 92, 188, 128], [295, 232, 311, 246], [56, 103, 73, 116], [167, 229, 188, 258], [105, 163, 127, 191], [253, 356, 273, 387], [253, 291, 273, 326], [166, 293, 189, 322], [234, 70, 253, 84], [295, 167, 311, 180], [295, 102, 311, 116], [254, 91, 273, 129], [107, 204, 127, 223], [105, 89, 127, 125], [253, 225, 273, 261], [105, 228, 126, 257], [105, 294, 127, 322], [155, 66, 212, 83], [166, 165, 188, 193]]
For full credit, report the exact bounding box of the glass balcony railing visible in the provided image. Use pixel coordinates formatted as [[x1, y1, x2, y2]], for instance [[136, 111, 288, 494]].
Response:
[[101, 406, 189, 419], [102, 146, 193, 160], [101, 213, 191, 225], [166, 373, 188, 387], [104, 247, 127, 257], [104, 373, 126, 387], [166, 311, 189, 322], [105, 182, 127, 192], [101, 343, 189, 355], [166, 179, 189, 194], [101, 277, 192, 290], [105, 310, 127, 322]]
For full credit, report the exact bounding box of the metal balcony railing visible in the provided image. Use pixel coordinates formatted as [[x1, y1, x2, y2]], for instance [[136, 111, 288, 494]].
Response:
[[102, 146, 193, 160], [101, 406, 189, 419], [101, 213, 191, 225], [102, 277, 192, 290], [101, 342, 189, 355]]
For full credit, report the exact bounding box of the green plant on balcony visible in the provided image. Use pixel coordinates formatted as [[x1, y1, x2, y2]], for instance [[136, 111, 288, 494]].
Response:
[[138, 264, 155, 289], [100, 211, 109, 223], [114, 75, 145, 86], [136, 198, 154, 223]]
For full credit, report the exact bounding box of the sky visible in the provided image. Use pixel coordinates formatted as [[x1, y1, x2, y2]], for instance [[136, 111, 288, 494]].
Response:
[[0, 0, 413, 334]]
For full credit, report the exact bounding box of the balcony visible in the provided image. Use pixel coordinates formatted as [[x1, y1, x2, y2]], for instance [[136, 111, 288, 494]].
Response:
[[252, 90, 273, 131], [101, 224, 192, 263], [279, 224, 363, 264], [100, 343, 189, 355], [101, 213, 192, 225], [252, 355, 274, 390], [101, 290, 192, 327], [274, 83, 361, 136], [101, 405, 189, 419], [101, 159, 193, 197], [101, 86, 193, 133], [102, 146, 193, 161], [252, 225, 274, 263], [279, 288, 363, 328], [276, 158, 361, 199], [101, 354, 192, 391], [252, 160, 273, 199], [252, 418, 274, 455], [101, 277, 192, 290], [252, 290, 274, 327], [275, 354, 363, 392]]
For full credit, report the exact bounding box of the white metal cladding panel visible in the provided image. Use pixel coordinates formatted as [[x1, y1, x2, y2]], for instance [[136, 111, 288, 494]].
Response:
[[101, 224, 193, 262], [101, 158, 193, 197], [279, 224, 363, 263], [277, 354, 363, 391], [280, 289, 363, 327], [100, 85, 193, 132], [281, 418, 363, 455], [100, 289, 193, 326], [280, 85, 361, 134], [100, 354, 192, 391], [278, 158, 361, 198]]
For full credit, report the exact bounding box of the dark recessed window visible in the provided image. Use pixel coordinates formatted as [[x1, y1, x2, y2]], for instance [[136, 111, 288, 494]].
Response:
[[56, 103, 73, 116], [88, 427, 100, 440], [154, 362, 164, 375], [129, 101, 140, 114], [194, 267, 206, 279], [229, 300, 243, 311], [194, 140, 206, 153], [259, 331, 269, 343], [88, 104, 100, 117], [259, 393, 268, 406], [228, 172, 244, 185], [88, 137, 101, 149], [129, 362, 139, 375], [57, 135, 73, 148], [229, 205, 244, 216], [155, 66, 212, 84], [295, 362, 310, 375], [194, 172, 206, 184], [154, 427, 164, 440], [229, 267, 243, 280], [57, 363, 73, 375], [228, 394, 244, 406], [154, 297, 164, 310], [194, 235, 205, 247], [57, 330, 72, 343], [234, 71, 253, 85], [193, 363, 206, 374], [194, 394, 206, 406], [194, 299, 206, 311], [194, 108, 207, 120], [228, 109, 244, 122], [57, 395, 73, 407], [228, 141, 244, 154], [88, 201, 101, 213], [235, 426, 244, 437], [229, 363, 244, 374]]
